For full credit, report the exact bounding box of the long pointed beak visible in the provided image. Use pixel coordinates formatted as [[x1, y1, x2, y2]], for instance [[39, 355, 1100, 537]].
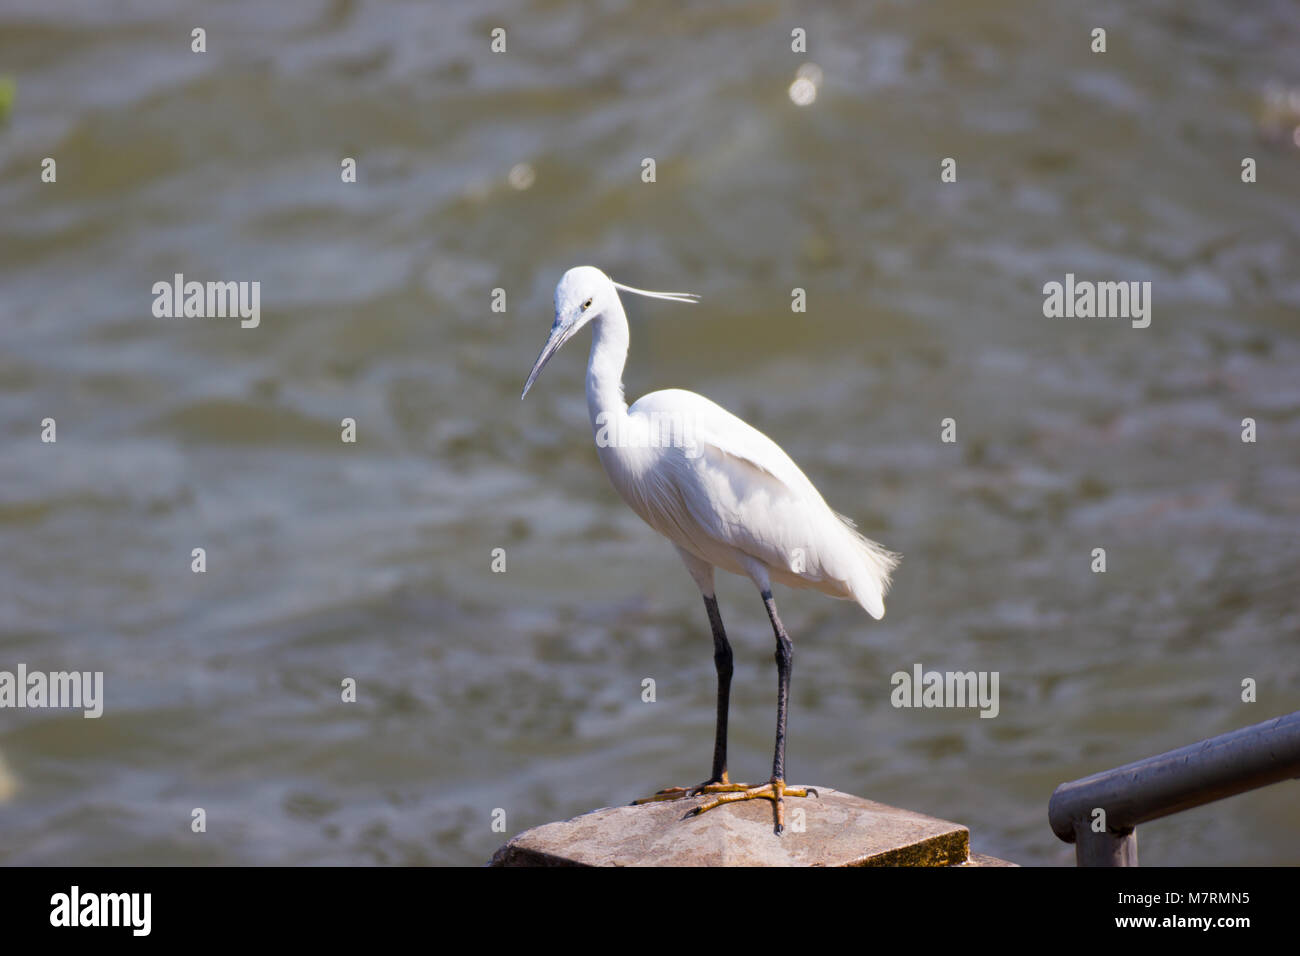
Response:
[[520, 322, 570, 399]]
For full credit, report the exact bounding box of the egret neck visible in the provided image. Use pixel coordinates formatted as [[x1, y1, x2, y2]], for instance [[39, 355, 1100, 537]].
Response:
[[585, 300, 631, 449]]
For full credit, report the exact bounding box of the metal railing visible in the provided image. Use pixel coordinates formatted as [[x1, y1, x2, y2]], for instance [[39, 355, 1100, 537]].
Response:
[[1049, 710, 1300, 866]]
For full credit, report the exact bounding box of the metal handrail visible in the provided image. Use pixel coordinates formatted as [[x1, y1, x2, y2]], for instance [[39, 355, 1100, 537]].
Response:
[[1048, 710, 1300, 866]]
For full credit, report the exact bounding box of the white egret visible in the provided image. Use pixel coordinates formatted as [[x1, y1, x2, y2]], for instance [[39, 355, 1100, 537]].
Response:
[[521, 265, 899, 834]]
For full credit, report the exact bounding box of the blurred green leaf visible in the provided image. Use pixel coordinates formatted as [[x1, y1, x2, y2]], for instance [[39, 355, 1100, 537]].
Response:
[[0, 75, 15, 123]]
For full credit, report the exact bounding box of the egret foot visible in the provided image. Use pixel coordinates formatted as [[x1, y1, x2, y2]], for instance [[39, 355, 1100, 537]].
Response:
[[686, 777, 819, 834], [631, 774, 742, 805]]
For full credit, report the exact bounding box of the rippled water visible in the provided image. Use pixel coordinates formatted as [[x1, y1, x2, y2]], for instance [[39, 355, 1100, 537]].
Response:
[[2, 0, 1298, 866]]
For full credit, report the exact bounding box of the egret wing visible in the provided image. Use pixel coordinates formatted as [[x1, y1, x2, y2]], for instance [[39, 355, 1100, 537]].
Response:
[[629, 389, 897, 616]]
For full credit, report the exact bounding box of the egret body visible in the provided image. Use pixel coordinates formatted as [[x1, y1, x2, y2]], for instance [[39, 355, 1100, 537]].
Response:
[[522, 265, 899, 833]]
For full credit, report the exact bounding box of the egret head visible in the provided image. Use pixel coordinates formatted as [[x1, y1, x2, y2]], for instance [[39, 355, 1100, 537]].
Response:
[[521, 266, 698, 399]]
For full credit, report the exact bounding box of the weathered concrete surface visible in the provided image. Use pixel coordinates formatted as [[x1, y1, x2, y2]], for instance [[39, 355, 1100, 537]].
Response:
[[490, 787, 1010, 867]]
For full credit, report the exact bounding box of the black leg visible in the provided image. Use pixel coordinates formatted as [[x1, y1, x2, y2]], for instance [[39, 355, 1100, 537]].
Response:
[[630, 594, 736, 806], [703, 594, 733, 784], [763, 590, 793, 826]]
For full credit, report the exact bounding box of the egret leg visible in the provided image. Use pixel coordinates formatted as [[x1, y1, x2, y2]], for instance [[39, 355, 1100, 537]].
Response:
[[633, 595, 742, 804], [687, 590, 818, 834], [704, 593, 733, 785]]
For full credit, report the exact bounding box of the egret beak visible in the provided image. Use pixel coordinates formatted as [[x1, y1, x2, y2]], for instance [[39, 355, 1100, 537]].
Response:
[[521, 320, 573, 399]]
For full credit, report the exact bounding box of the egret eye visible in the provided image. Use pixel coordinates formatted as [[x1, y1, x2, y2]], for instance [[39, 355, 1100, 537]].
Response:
[[582, 298, 593, 311]]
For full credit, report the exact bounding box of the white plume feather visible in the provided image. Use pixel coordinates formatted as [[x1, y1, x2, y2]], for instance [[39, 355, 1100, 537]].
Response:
[[611, 280, 699, 304]]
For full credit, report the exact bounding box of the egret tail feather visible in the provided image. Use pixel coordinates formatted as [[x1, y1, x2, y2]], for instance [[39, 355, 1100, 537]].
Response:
[[834, 511, 900, 620]]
